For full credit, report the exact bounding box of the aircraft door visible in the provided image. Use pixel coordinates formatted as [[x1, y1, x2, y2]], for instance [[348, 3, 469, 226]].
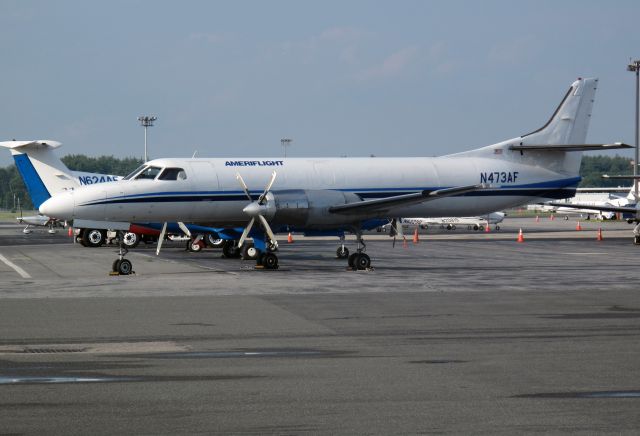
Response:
[[186, 161, 219, 221]]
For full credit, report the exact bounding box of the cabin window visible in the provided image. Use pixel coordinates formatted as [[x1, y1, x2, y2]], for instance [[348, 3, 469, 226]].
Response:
[[158, 167, 187, 181], [135, 166, 162, 180]]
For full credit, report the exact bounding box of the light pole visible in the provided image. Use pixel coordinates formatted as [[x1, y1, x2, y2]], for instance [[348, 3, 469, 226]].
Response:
[[627, 60, 640, 200], [281, 137, 292, 158], [137, 115, 157, 162]]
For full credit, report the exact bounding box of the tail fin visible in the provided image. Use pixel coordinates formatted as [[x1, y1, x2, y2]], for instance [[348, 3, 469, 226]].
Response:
[[521, 77, 597, 145], [0, 140, 78, 209]]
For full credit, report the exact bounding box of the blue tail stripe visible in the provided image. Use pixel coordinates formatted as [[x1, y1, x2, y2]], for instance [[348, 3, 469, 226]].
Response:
[[13, 154, 51, 209]]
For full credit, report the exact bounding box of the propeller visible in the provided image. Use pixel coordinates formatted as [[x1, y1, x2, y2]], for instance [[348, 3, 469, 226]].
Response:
[[236, 171, 278, 248], [156, 221, 191, 255], [156, 222, 168, 255]]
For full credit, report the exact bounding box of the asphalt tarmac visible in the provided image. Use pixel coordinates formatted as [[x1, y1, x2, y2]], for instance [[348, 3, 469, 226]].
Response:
[[0, 216, 639, 434]]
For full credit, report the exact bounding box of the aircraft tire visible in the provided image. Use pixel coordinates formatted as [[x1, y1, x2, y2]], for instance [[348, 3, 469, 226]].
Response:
[[262, 253, 278, 269], [83, 229, 106, 247], [122, 232, 140, 248], [117, 259, 133, 275], [495, 225, 500, 231], [188, 239, 205, 252], [355, 253, 371, 270], [347, 253, 358, 268], [473, 225, 479, 231], [222, 240, 241, 258], [206, 234, 225, 248], [241, 243, 259, 260], [336, 246, 349, 259]]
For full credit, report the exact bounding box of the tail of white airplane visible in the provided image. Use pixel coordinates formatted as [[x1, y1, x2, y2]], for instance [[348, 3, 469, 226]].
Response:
[[0, 140, 78, 209], [0, 140, 122, 209], [455, 77, 601, 178], [521, 77, 597, 146]]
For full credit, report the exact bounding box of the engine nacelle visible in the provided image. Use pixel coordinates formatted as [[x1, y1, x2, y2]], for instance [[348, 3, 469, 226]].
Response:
[[263, 189, 362, 228]]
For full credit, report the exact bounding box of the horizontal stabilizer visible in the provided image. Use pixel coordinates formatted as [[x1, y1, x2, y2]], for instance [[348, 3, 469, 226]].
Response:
[[329, 184, 486, 215], [508, 142, 632, 152], [0, 140, 62, 150]]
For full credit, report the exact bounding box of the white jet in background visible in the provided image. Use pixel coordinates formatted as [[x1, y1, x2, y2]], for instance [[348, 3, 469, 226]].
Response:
[[385, 212, 505, 232], [547, 186, 637, 220]]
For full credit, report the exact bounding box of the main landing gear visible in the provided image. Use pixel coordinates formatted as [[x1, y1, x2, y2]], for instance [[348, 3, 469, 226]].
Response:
[[110, 231, 134, 275], [346, 232, 371, 271]]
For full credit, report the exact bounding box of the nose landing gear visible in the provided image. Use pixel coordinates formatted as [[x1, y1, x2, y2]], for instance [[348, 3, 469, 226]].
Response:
[[110, 231, 135, 276]]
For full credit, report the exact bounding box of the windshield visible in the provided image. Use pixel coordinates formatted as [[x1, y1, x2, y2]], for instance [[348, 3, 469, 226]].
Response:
[[135, 166, 162, 180], [123, 164, 147, 180]]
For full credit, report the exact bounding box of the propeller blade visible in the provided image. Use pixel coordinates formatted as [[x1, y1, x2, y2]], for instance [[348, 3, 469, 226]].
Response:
[[177, 221, 191, 238], [235, 173, 252, 201], [237, 217, 255, 247], [156, 222, 168, 255], [257, 171, 277, 205], [389, 219, 397, 237], [395, 218, 404, 239], [257, 214, 277, 246]]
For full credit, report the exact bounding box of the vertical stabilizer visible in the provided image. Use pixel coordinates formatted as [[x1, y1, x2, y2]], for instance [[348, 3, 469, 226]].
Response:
[[521, 77, 597, 146], [0, 140, 78, 209]]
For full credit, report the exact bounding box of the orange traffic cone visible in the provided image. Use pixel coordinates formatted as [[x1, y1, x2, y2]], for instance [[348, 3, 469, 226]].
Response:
[[516, 228, 524, 243], [597, 228, 603, 241], [484, 223, 490, 233], [535, 215, 539, 222], [412, 228, 420, 244], [68, 227, 73, 237], [575, 221, 582, 231], [287, 232, 294, 243], [550, 214, 555, 221]]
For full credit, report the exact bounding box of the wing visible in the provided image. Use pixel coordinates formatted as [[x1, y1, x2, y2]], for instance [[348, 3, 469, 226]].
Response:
[[547, 202, 639, 214], [329, 184, 485, 215]]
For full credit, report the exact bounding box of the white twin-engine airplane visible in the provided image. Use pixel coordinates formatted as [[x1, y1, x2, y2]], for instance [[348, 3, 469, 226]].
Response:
[[39, 77, 631, 273], [387, 212, 505, 232]]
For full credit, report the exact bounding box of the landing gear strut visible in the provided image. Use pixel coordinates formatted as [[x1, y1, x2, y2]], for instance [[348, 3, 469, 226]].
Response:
[[111, 231, 134, 275], [347, 231, 371, 270]]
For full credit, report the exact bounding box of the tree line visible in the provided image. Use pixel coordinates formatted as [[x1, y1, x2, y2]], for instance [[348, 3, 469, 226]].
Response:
[[0, 154, 635, 211]]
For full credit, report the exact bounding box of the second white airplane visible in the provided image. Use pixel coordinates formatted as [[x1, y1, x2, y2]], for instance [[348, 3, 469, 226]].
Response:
[[39, 77, 631, 272]]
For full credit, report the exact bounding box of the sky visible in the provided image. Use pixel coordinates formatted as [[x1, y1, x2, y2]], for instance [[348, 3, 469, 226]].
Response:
[[1, 0, 639, 167]]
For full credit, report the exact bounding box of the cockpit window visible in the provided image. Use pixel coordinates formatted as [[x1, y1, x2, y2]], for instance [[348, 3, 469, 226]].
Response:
[[123, 164, 147, 180], [158, 167, 187, 181], [134, 166, 162, 180]]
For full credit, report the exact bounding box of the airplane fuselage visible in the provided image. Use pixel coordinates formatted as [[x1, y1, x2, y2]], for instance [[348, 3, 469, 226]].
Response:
[[42, 153, 579, 230]]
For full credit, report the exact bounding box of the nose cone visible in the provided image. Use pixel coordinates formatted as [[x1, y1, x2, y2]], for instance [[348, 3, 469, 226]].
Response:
[[39, 191, 74, 219], [242, 201, 265, 217]]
